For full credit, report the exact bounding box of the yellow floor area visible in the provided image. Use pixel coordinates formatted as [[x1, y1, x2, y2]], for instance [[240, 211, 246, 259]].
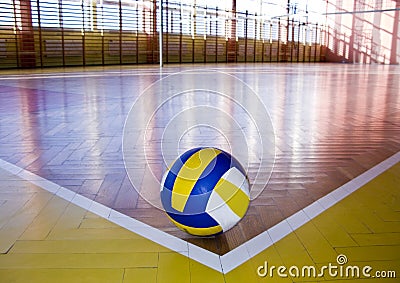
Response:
[[0, 163, 399, 283]]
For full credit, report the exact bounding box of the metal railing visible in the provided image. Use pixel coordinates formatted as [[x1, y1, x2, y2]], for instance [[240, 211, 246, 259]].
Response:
[[0, 0, 326, 68]]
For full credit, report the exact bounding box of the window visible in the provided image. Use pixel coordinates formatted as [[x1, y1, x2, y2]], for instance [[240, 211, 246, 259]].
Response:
[[1, 0, 326, 42], [0, 0, 17, 28]]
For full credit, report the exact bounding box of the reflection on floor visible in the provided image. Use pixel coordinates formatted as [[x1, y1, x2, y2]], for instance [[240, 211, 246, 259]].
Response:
[[0, 64, 399, 255]]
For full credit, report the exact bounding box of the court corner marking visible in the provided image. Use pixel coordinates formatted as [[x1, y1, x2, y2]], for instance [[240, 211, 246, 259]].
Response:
[[219, 151, 400, 273], [0, 151, 399, 274]]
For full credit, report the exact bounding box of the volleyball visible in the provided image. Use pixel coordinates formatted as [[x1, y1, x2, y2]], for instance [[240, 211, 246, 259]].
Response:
[[160, 147, 250, 236]]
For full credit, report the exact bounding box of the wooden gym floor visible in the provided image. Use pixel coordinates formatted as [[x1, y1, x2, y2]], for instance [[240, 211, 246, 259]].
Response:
[[0, 63, 399, 280], [0, 149, 399, 282]]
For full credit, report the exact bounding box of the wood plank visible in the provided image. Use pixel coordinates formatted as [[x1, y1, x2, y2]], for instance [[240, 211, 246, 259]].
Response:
[[0, 64, 398, 254]]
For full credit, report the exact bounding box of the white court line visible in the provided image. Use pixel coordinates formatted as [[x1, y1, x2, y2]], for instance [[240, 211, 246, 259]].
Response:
[[220, 151, 400, 273], [0, 151, 399, 274], [0, 73, 171, 80], [1, 66, 398, 80]]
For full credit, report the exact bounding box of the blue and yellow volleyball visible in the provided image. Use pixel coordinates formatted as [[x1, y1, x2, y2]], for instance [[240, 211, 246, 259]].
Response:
[[160, 147, 250, 236]]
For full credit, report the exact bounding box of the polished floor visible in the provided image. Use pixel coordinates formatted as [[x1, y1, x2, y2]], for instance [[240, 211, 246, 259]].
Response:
[[0, 160, 398, 282], [0, 63, 399, 258]]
